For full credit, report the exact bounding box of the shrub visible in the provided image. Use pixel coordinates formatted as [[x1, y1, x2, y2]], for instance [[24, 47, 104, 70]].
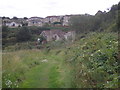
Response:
[[65, 32, 119, 88], [16, 27, 31, 42]]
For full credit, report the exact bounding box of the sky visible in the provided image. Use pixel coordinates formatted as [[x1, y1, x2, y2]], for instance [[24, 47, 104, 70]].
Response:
[[0, 0, 119, 18]]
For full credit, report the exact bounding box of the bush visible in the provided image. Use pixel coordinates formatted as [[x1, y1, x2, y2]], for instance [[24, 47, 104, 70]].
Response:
[[16, 27, 31, 42], [65, 32, 119, 88], [4, 42, 36, 51]]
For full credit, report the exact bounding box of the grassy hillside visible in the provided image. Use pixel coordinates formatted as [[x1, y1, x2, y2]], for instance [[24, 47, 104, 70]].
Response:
[[2, 31, 119, 88]]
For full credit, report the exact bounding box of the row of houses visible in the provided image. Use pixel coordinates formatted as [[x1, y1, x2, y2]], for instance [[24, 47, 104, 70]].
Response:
[[2, 18, 27, 27], [2, 15, 73, 28]]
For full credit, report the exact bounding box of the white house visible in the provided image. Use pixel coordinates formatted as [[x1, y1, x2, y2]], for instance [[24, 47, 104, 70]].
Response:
[[27, 17, 44, 27], [62, 15, 71, 26], [5, 21, 22, 27], [27, 21, 43, 26]]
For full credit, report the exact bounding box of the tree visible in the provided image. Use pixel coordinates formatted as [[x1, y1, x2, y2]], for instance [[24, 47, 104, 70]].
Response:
[[12, 16, 18, 20], [2, 26, 9, 38], [16, 27, 31, 42], [2, 26, 8, 46], [2, 16, 6, 19], [2, 16, 10, 19], [115, 2, 120, 31], [23, 17, 28, 20], [69, 15, 94, 33]]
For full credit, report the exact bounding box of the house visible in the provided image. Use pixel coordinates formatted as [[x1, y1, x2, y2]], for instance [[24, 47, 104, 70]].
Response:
[[40, 30, 65, 41], [40, 30, 75, 42], [43, 17, 50, 23], [45, 16, 61, 23], [27, 20, 43, 26], [5, 21, 22, 27], [2, 18, 11, 26], [2, 18, 26, 27], [27, 17, 44, 27], [28, 17, 43, 21], [43, 16, 63, 25], [62, 15, 71, 26]]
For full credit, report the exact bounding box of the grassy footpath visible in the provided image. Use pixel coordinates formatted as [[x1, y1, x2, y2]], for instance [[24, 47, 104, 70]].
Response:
[[19, 54, 71, 88]]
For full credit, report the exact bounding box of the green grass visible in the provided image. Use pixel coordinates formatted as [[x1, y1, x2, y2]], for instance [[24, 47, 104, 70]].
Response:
[[2, 31, 119, 88], [2, 49, 73, 88]]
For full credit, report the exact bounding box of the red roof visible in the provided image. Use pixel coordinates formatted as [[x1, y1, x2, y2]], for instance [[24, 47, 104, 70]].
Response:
[[46, 16, 60, 18]]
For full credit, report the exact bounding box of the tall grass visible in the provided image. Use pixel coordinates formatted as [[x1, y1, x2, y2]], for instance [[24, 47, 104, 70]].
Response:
[[2, 49, 44, 88]]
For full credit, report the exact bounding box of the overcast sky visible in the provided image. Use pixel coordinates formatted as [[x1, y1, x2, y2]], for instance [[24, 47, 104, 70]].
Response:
[[0, 0, 119, 18]]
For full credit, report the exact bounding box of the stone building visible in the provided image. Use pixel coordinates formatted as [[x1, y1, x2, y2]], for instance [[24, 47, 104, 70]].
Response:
[[40, 30, 75, 42]]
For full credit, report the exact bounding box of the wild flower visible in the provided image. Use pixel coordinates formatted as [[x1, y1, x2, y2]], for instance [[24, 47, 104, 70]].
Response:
[[107, 81, 109, 84], [83, 80, 87, 82], [98, 50, 100, 52], [5, 80, 12, 87], [85, 42, 87, 45], [80, 70, 83, 74], [91, 54, 93, 56], [88, 57, 91, 60], [115, 41, 118, 44], [83, 73, 86, 76], [82, 64, 85, 68], [83, 54, 84, 57], [14, 83, 16, 86], [88, 70, 91, 73]]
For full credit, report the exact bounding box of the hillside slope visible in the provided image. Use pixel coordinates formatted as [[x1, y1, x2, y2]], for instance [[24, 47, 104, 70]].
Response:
[[2, 31, 119, 88]]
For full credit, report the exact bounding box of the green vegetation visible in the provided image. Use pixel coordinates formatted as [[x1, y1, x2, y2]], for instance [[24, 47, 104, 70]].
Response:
[[16, 27, 31, 42], [2, 2, 119, 88], [65, 32, 119, 88], [69, 3, 119, 33], [2, 31, 119, 88], [2, 26, 70, 50], [2, 49, 73, 88]]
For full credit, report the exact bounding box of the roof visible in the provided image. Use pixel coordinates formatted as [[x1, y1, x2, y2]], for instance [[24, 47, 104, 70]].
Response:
[[51, 30, 65, 38], [41, 30, 50, 36], [3, 18, 26, 23], [4, 20, 22, 24], [41, 30, 65, 38], [46, 16, 60, 18], [30, 17, 44, 19]]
